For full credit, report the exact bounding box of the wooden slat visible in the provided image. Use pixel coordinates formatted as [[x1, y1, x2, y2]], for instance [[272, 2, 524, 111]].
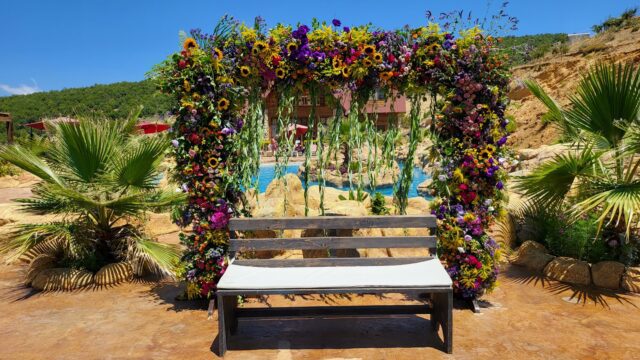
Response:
[[230, 236, 436, 251], [232, 257, 433, 267], [236, 305, 431, 318], [229, 215, 436, 231]]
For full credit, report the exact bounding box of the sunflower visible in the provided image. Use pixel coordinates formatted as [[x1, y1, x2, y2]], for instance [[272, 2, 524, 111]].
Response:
[[373, 52, 383, 63], [286, 42, 298, 53], [239, 66, 251, 77], [213, 48, 223, 59], [486, 144, 496, 154], [208, 157, 220, 168], [252, 41, 268, 55], [379, 71, 393, 81], [332, 57, 343, 69], [183, 37, 198, 51], [362, 58, 373, 67], [363, 45, 376, 55], [217, 98, 230, 111], [341, 67, 351, 78], [275, 68, 286, 79]]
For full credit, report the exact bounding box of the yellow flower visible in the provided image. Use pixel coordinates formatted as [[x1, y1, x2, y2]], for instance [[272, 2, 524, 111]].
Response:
[[332, 57, 343, 69], [252, 41, 268, 56], [217, 98, 230, 111], [286, 42, 298, 53], [363, 58, 373, 67], [341, 67, 351, 78], [453, 168, 464, 182], [208, 157, 219, 168], [486, 144, 496, 154], [275, 68, 286, 79], [372, 52, 383, 63], [183, 80, 191, 92], [363, 45, 376, 56], [379, 71, 393, 81], [463, 212, 476, 222], [213, 48, 223, 60], [240, 66, 251, 77], [183, 38, 197, 51]]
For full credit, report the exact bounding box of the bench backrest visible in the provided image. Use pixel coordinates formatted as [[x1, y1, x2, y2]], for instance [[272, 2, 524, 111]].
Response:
[[228, 215, 437, 267]]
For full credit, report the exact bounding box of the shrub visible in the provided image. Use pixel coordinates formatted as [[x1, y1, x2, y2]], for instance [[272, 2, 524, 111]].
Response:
[[371, 192, 390, 215]]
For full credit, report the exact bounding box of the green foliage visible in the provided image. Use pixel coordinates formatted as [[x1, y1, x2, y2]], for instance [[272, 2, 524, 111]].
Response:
[[338, 188, 369, 202], [517, 204, 638, 265], [371, 192, 390, 215], [0, 80, 172, 142], [517, 62, 640, 238], [0, 113, 184, 276], [497, 33, 569, 65], [592, 8, 638, 33]]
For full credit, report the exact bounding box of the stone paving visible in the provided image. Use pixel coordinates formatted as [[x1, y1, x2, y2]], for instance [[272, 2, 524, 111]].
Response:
[[1, 262, 638, 360]]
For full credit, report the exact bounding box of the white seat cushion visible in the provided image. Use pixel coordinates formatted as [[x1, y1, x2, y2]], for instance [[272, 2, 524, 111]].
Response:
[[217, 258, 452, 290]]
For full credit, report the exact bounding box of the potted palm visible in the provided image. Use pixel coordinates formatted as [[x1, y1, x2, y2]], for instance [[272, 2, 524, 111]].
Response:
[[0, 109, 185, 290]]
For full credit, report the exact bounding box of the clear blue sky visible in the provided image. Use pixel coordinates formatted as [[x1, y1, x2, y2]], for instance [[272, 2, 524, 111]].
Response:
[[1, 0, 638, 96]]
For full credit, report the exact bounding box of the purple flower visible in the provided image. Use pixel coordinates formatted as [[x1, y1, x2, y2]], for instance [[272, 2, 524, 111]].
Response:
[[497, 136, 507, 146], [221, 127, 235, 135], [496, 181, 504, 190], [332, 19, 341, 27], [171, 139, 179, 147], [343, 26, 350, 33], [209, 211, 229, 230]]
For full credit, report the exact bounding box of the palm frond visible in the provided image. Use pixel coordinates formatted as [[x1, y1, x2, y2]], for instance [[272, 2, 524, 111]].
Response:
[[50, 119, 121, 183], [128, 237, 180, 277], [111, 135, 168, 189], [1, 222, 74, 262], [515, 147, 602, 207], [576, 179, 640, 237], [524, 79, 579, 140], [0, 145, 63, 185], [566, 62, 640, 149]]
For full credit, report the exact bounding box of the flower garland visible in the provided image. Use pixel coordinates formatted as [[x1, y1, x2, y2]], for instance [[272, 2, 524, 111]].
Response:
[[155, 18, 510, 300]]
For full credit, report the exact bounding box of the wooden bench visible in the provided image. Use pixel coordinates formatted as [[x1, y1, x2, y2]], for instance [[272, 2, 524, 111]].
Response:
[[216, 215, 453, 356]]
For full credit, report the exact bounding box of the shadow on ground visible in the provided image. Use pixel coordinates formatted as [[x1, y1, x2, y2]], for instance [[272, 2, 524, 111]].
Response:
[[502, 264, 638, 309]]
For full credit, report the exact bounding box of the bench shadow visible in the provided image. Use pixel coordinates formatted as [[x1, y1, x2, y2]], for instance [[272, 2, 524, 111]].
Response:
[[502, 265, 637, 309], [210, 314, 445, 355]]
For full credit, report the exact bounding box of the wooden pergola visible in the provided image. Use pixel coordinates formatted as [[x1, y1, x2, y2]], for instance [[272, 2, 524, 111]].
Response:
[[0, 112, 13, 143]]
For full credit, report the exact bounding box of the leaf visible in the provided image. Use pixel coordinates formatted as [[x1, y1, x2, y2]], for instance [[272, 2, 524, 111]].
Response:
[[0, 145, 63, 185], [111, 135, 168, 189], [128, 237, 180, 277]]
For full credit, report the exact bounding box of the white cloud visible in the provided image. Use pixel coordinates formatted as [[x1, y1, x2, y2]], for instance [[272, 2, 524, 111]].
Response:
[[0, 79, 41, 95]]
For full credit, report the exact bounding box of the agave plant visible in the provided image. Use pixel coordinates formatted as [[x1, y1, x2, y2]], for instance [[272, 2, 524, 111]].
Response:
[[0, 109, 185, 278], [517, 62, 640, 239]]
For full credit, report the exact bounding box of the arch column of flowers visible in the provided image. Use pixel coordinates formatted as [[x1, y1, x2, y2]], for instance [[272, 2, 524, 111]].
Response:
[[155, 18, 510, 300]]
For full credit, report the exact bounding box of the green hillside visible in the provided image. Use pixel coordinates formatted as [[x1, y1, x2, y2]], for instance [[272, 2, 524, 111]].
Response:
[[0, 80, 171, 140], [498, 33, 570, 65]]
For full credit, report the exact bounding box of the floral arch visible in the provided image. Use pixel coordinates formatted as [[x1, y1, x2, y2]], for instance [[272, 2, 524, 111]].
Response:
[[155, 17, 511, 301]]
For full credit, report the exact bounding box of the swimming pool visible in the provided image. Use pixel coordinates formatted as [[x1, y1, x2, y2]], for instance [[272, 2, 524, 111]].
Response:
[[255, 162, 430, 198]]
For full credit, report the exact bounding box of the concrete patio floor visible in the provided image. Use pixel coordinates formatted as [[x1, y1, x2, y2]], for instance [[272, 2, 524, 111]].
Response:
[[0, 261, 638, 360]]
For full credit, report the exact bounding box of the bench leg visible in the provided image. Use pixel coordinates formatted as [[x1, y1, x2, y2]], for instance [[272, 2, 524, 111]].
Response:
[[432, 292, 453, 354], [217, 295, 238, 356]]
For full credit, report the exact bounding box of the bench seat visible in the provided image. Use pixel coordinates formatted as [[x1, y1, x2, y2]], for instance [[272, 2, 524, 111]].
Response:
[[218, 258, 452, 290]]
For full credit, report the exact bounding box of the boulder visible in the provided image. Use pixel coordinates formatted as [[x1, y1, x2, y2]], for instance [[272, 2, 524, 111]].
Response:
[[25, 254, 57, 286], [591, 261, 625, 290], [265, 173, 304, 206], [406, 197, 431, 215], [622, 267, 640, 293], [512, 250, 555, 272], [325, 200, 367, 217], [32, 268, 94, 291], [94, 262, 134, 286], [543, 257, 591, 286], [416, 179, 433, 196]]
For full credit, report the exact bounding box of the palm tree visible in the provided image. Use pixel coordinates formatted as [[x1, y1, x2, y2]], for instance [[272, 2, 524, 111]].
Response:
[[0, 109, 185, 279], [517, 62, 640, 239]]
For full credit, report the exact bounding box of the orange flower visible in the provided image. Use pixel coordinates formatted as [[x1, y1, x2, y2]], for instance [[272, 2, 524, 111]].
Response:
[[183, 38, 197, 51]]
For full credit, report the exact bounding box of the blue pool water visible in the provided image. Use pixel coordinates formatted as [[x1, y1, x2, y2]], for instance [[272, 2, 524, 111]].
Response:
[[255, 162, 429, 198]]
